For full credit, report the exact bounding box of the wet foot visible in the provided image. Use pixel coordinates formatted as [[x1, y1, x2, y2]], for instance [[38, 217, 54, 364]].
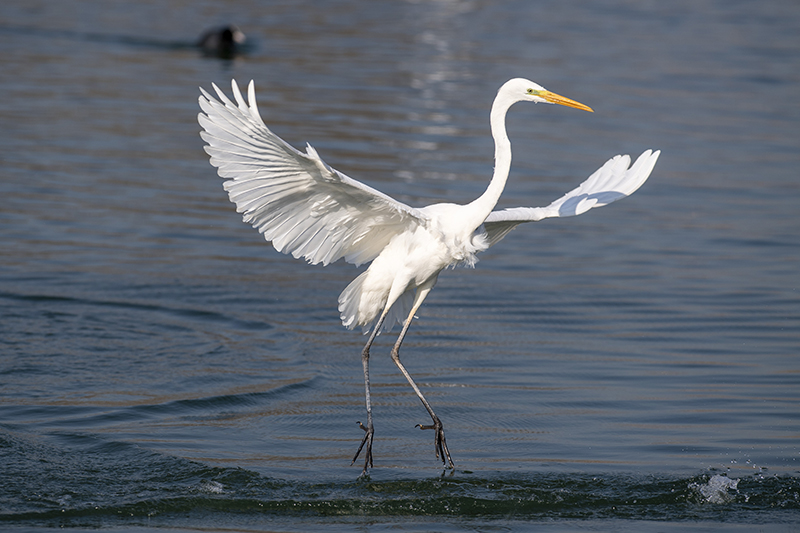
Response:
[[351, 421, 373, 475], [415, 416, 454, 469]]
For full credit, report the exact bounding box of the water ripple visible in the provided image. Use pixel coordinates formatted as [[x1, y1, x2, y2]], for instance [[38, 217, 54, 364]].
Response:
[[1, 431, 797, 528]]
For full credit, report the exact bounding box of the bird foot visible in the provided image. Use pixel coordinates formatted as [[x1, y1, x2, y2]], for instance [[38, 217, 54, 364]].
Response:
[[351, 421, 373, 475], [415, 417, 454, 469]]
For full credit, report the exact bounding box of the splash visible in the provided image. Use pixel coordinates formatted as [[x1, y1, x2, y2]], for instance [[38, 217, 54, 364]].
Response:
[[690, 475, 740, 504]]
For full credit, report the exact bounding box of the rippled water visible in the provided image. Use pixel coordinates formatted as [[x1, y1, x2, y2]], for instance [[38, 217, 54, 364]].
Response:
[[1, 0, 799, 531]]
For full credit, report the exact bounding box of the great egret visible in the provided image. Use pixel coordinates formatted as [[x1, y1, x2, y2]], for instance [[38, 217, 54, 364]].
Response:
[[198, 78, 660, 473]]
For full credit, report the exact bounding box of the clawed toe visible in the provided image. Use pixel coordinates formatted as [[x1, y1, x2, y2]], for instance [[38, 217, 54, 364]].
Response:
[[351, 421, 373, 474], [416, 418, 455, 469]]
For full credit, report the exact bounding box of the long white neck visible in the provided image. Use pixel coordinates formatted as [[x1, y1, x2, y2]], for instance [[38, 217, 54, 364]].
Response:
[[465, 93, 514, 229]]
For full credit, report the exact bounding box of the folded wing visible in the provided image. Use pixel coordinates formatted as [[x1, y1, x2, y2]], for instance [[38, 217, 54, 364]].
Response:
[[482, 149, 660, 246], [198, 80, 427, 266]]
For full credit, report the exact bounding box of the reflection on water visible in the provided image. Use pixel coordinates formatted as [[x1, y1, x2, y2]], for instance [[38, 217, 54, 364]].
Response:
[[0, 0, 798, 530]]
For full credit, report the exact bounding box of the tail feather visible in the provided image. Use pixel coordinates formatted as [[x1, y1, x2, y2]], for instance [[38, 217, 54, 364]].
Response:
[[338, 272, 413, 334], [338, 271, 368, 331]]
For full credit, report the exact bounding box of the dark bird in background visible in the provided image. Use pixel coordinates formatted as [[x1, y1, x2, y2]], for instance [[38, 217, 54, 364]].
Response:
[[197, 25, 247, 58]]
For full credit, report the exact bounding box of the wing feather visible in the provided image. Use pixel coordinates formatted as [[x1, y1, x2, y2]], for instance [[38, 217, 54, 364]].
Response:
[[482, 149, 660, 246], [198, 80, 427, 266]]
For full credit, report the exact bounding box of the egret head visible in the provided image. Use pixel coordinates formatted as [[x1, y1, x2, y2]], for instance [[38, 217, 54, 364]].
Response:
[[499, 78, 593, 112]]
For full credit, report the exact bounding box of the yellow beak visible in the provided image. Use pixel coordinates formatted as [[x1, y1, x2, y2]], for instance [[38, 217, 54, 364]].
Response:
[[538, 90, 594, 112]]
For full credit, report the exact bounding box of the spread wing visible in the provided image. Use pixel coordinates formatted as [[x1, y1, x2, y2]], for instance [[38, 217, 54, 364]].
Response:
[[482, 149, 660, 246], [198, 80, 428, 267]]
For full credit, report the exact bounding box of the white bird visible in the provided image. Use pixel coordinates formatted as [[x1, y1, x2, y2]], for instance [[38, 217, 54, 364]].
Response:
[[198, 78, 660, 474]]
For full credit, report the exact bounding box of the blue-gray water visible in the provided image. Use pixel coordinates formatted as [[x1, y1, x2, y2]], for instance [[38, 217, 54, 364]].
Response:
[[1, 1, 799, 531]]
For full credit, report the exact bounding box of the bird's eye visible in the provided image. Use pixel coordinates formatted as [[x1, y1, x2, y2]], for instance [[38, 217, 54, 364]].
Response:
[[526, 88, 534, 94]]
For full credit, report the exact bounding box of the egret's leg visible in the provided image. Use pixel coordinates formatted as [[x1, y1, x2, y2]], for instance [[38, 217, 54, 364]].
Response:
[[351, 310, 388, 475], [390, 286, 455, 469]]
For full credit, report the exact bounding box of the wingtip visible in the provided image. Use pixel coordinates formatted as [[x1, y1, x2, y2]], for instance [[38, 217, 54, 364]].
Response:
[[642, 148, 661, 169], [247, 80, 261, 120], [210, 81, 227, 102]]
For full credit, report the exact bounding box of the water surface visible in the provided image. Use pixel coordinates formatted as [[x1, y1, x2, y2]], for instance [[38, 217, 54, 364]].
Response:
[[1, 0, 799, 531]]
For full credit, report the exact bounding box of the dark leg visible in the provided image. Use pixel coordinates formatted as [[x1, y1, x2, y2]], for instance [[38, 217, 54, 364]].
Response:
[[390, 287, 455, 469], [351, 311, 387, 475]]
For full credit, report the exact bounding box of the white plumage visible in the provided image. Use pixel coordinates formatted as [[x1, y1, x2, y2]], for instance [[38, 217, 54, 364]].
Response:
[[198, 78, 660, 473]]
